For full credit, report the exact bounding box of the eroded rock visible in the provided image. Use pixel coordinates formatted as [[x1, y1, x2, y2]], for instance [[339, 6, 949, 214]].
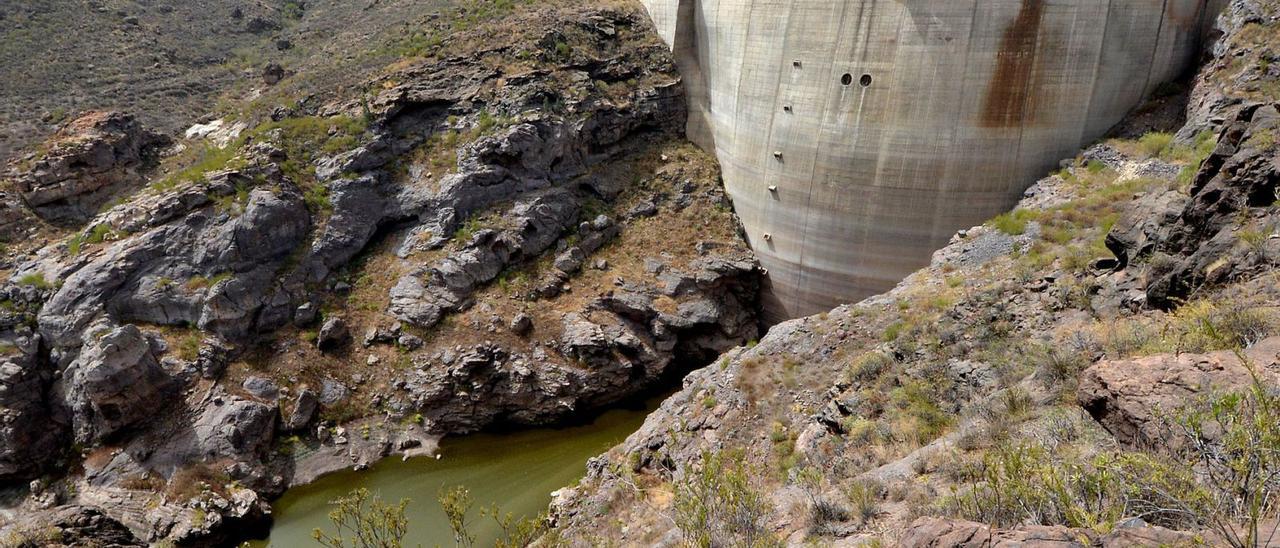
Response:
[[1078, 337, 1280, 449], [60, 325, 174, 444], [9, 111, 168, 223]]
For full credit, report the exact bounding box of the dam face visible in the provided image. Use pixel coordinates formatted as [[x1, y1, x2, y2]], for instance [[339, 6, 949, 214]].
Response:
[[640, 0, 1222, 321]]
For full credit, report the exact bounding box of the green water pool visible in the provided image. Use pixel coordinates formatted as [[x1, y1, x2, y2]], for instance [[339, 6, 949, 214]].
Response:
[[252, 399, 658, 547]]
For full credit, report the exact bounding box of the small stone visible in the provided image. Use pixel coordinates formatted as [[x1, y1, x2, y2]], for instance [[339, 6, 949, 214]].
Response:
[[317, 318, 351, 352], [241, 376, 280, 400], [510, 313, 534, 336], [398, 334, 424, 350], [294, 303, 318, 326], [366, 355, 380, 366]]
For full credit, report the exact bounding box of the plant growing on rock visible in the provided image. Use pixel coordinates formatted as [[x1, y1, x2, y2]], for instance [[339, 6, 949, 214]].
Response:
[[940, 442, 1211, 532], [1168, 350, 1280, 548], [673, 450, 780, 548], [312, 488, 409, 548]]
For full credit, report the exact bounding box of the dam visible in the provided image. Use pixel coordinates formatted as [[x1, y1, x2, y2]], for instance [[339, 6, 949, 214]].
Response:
[[640, 0, 1223, 320]]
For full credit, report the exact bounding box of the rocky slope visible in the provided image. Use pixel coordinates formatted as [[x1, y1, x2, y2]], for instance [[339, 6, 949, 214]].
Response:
[[550, 1, 1280, 545], [0, 0, 1275, 546], [0, 0, 505, 163], [0, 1, 763, 545]]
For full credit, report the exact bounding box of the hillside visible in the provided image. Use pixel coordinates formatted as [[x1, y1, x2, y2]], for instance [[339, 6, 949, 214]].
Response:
[[0, 1, 760, 545], [0, 0, 461, 162], [0, 0, 1276, 546], [550, 1, 1280, 545]]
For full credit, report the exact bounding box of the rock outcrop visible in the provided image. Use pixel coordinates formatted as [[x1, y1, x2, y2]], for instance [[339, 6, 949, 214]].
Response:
[[394, 249, 760, 433], [900, 517, 1201, 548], [1, 505, 145, 548], [389, 189, 585, 328], [8, 111, 168, 223], [60, 325, 174, 445], [1108, 103, 1280, 308], [1079, 336, 1280, 449]]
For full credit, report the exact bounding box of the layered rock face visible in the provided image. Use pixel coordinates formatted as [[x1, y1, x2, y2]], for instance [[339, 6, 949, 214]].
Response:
[[640, 0, 1225, 320], [9, 111, 168, 224]]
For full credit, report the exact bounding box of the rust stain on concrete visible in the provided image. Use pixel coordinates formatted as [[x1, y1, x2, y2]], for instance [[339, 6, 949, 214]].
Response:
[[981, 0, 1046, 128]]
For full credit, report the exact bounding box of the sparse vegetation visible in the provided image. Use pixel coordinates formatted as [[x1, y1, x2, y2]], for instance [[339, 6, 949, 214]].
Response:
[[1138, 131, 1175, 158], [673, 451, 780, 548], [313, 488, 409, 548], [990, 208, 1038, 236], [16, 272, 52, 290], [438, 485, 475, 548], [67, 223, 119, 256]]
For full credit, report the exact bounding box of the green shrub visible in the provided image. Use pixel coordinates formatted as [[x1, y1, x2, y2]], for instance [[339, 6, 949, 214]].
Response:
[[176, 332, 202, 361], [990, 209, 1039, 236], [152, 143, 244, 192], [1248, 128, 1276, 150], [282, 0, 305, 19], [16, 273, 51, 290], [1171, 354, 1280, 548], [944, 353, 1280, 546], [453, 216, 484, 244], [1138, 132, 1175, 158], [674, 451, 780, 548], [846, 351, 893, 384], [941, 443, 1210, 531], [845, 479, 884, 525], [882, 320, 906, 342], [305, 183, 332, 213], [890, 381, 953, 445], [68, 223, 119, 256], [313, 488, 409, 548]]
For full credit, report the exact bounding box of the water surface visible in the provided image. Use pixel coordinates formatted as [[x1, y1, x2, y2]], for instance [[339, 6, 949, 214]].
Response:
[[256, 399, 658, 547]]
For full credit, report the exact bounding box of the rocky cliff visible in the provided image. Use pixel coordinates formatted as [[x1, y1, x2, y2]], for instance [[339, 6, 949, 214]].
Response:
[[550, 0, 1280, 545], [0, 2, 764, 545], [0, 0, 1276, 546]]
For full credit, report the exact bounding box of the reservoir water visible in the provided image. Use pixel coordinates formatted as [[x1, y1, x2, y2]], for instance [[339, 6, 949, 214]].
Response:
[[254, 398, 659, 547]]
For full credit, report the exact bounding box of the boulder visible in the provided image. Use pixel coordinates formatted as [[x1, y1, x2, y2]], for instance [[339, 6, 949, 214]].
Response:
[[294, 302, 318, 326], [261, 63, 285, 85], [285, 389, 319, 431], [1078, 337, 1280, 448], [510, 313, 533, 336], [61, 325, 174, 444], [241, 376, 279, 400], [317, 317, 350, 352], [899, 517, 1082, 547], [192, 396, 276, 462]]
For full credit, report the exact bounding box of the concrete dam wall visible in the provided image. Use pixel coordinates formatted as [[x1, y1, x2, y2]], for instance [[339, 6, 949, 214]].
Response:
[[640, 0, 1223, 320]]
